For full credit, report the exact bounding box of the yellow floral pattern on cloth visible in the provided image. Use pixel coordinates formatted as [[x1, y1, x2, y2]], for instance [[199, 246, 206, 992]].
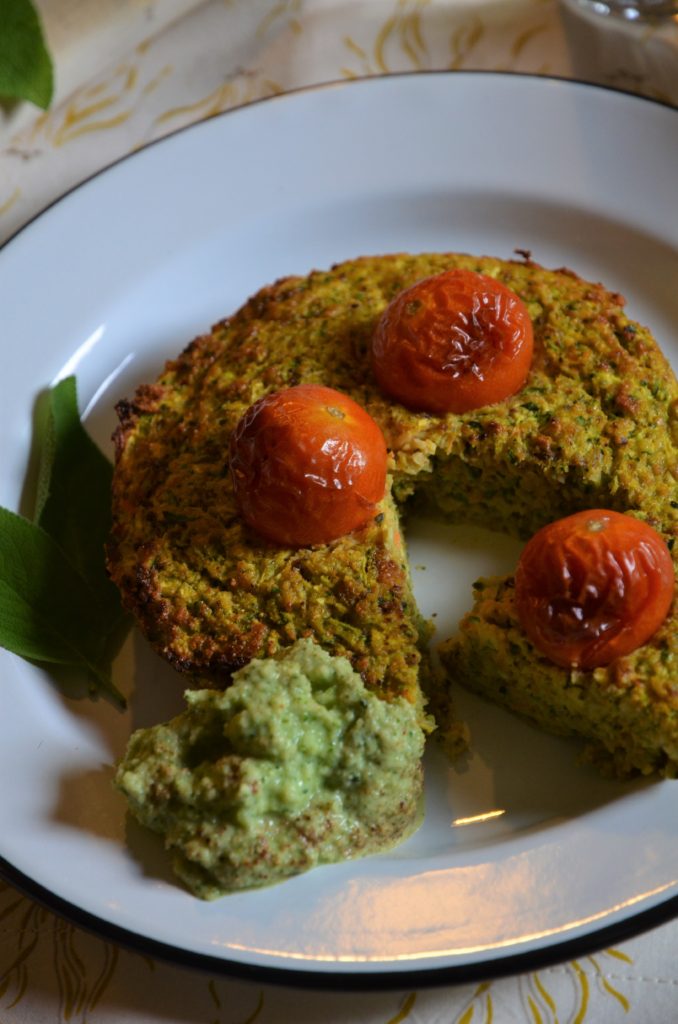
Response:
[[1, 1, 678, 1022], [339, 0, 558, 77], [0, 0, 570, 243]]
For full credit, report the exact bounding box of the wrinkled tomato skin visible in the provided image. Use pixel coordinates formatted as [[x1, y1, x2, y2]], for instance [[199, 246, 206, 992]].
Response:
[[515, 509, 674, 669], [230, 384, 388, 547], [371, 269, 534, 415]]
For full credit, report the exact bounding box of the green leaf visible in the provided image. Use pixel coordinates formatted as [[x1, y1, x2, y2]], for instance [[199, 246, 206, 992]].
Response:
[[0, 577, 92, 666], [0, 507, 125, 707], [0, 0, 54, 109], [1, 376, 130, 708], [35, 377, 125, 636]]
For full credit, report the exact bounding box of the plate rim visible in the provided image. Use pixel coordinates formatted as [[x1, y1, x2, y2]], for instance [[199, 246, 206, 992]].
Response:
[[2, 68, 677, 257], [3, 854, 678, 990], [1, 69, 678, 988]]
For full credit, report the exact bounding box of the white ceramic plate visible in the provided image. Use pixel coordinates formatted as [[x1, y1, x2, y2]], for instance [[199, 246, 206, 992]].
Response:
[[1, 73, 677, 987]]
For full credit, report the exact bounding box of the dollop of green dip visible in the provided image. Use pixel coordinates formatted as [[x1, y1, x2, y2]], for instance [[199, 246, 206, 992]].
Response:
[[115, 639, 425, 898]]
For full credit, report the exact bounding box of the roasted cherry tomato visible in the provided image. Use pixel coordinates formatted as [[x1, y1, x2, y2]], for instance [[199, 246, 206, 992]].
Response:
[[515, 509, 674, 669], [371, 269, 534, 414], [230, 384, 387, 547]]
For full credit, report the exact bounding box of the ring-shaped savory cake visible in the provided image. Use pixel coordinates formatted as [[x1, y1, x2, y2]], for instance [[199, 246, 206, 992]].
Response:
[[108, 252, 677, 777]]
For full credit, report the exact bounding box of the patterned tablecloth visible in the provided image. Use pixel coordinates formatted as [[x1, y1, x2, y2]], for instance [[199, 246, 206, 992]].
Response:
[[1, 2, 677, 1021]]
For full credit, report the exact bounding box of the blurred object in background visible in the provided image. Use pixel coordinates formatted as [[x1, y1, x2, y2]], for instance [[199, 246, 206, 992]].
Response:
[[562, 0, 678, 19], [559, 0, 678, 102]]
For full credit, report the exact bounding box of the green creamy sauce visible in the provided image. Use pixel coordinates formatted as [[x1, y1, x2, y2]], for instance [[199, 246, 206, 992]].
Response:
[[115, 639, 425, 899]]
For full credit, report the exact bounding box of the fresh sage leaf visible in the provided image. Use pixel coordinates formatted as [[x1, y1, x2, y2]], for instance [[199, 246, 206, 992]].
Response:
[[0, 376, 130, 708], [0, 507, 125, 707], [0, 0, 54, 110], [35, 376, 125, 639]]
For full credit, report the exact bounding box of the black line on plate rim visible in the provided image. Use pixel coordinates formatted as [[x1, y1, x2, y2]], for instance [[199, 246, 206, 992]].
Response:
[[1, 70, 678, 988]]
